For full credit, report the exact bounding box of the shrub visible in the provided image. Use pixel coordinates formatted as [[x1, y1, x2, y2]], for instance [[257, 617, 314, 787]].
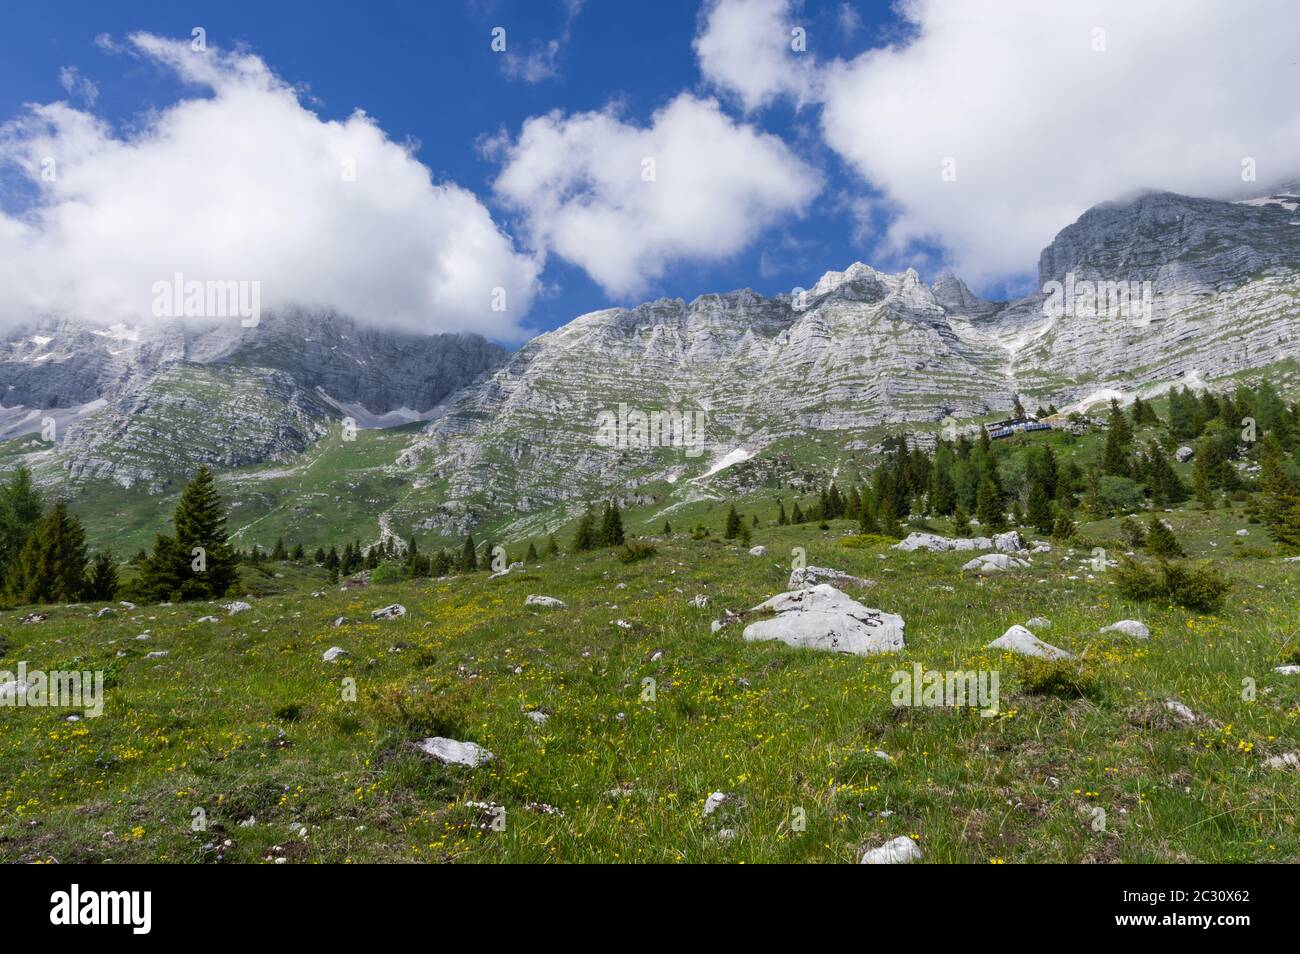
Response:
[[1099, 475, 1146, 514], [369, 561, 406, 584], [690, 525, 710, 540], [1144, 515, 1184, 558], [619, 539, 657, 563], [839, 533, 896, 550], [1119, 516, 1147, 548], [1114, 557, 1230, 613], [368, 681, 474, 737], [1015, 656, 1101, 699]]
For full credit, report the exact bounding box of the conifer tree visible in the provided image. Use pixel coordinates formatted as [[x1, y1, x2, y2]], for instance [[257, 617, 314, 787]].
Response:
[[291, 542, 304, 561], [952, 503, 972, 537], [858, 500, 880, 534], [86, 550, 119, 601], [1027, 479, 1054, 535], [526, 541, 539, 561], [271, 537, 288, 561], [460, 533, 478, 571], [313, 546, 327, 564], [134, 467, 237, 601], [600, 501, 625, 547], [1051, 508, 1076, 541], [0, 464, 44, 588], [6, 500, 89, 604], [546, 534, 560, 558], [1144, 514, 1184, 558], [776, 501, 788, 526], [572, 507, 597, 552], [791, 501, 805, 524], [724, 504, 743, 540], [976, 477, 1005, 531]]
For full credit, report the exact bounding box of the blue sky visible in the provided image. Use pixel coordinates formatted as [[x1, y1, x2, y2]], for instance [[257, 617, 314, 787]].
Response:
[[1, 1, 1295, 342]]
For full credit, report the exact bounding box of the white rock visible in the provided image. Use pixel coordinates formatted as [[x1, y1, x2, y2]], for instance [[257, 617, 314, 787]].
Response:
[[196, 615, 220, 623], [416, 737, 495, 767], [893, 532, 993, 552], [860, 835, 922, 865], [1025, 616, 1052, 630], [371, 604, 406, 620], [963, 553, 1029, 573], [1274, 666, 1300, 675], [1236, 529, 1249, 537], [224, 601, 252, 615], [1174, 446, 1195, 463], [788, 565, 874, 590], [1100, 619, 1150, 639], [119, 601, 136, 610], [748, 545, 767, 556], [332, 616, 349, 627], [95, 607, 116, 618], [145, 650, 169, 659], [322, 646, 348, 662], [525, 595, 565, 608], [525, 710, 549, 725], [988, 625, 1073, 659], [743, 584, 904, 656], [992, 531, 1025, 553], [1030, 542, 1052, 554], [1264, 752, 1300, 770], [1163, 699, 1197, 724], [702, 791, 734, 817], [688, 594, 711, 608]]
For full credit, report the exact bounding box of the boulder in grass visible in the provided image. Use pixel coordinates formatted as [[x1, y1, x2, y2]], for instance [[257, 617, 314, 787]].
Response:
[[988, 624, 1073, 660], [224, 601, 253, 615], [1274, 666, 1300, 675], [702, 791, 736, 818], [95, 607, 116, 618], [414, 737, 495, 768], [748, 545, 767, 557], [1175, 446, 1195, 463], [992, 531, 1025, 553], [1264, 752, 1300, 771], [322, 646, 349, 662], [1025, 616, 1052, 630], [1163, 699, 1197, 724], [743, 584, 904, 657], [371, 604, 407, 620], [525, 595, 565, 608], [688, 594, 712, 608], [788, 566, 874, 591], [1100, 619, 1150, 640], [20, 613, 48, 624], [893, 532, 993, 553], [962, 553, 1029, 573], [197, 615, 220, 623], [860, 835, 922, 865]]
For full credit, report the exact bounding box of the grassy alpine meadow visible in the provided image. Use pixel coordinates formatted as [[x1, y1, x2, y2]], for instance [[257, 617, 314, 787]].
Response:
[[1, 503, 1297, 864]]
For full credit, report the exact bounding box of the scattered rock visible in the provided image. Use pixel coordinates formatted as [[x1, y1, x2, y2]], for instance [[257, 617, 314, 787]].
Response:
[[992, 531, 1025, 553], [524, 710, 549, 725], [860, 835, 922, 865], [95, 607, 116, 618], [322, 646, 349, 662], [1100, 619, 1150, 639], [1274, 666, 1300, 675], [224, 601, 252, 615], [416, 737, 495, 767], [1174, 445, 1195, 463], [962, 553, 1029, 573], [688, 594, 712, 608], [371, 604, 406, 620], [332, 616, 349, 627], [988, 624, 1073, 659], [20, 613, 48, 624], [525, 595, 565, 608], [144, 650, 169, 659], [1235, 529, 1249, 537], [1025, 616, 1052, 630], [893, 532, 992, 552], [702, 791, 735, 817], [742, 584, 905, 656], [1163, 699, 1197, 724], [119, 601, 136, 610], [748, 545, 767, 557], [711, 609, 740, 633], [788, 565, 874, 591], [1263, 752, 1300, 770], [196, 615, 220, 623]]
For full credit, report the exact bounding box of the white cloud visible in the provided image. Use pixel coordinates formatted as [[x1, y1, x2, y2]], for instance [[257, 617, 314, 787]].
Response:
[[818, 0, 1300, 286], [694, 0, 817, 112], [499, 0, 586, 84], [58, 66, 99, 106], [491, 93, 820, 297], [0, 33, 540, 338]]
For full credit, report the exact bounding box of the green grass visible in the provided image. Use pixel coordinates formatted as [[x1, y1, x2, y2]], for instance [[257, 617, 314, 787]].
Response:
[[2, 503, 1297, 863]]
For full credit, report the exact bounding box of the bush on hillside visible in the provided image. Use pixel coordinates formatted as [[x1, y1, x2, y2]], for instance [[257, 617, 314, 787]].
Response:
[[1114, 557, 1230, 613]]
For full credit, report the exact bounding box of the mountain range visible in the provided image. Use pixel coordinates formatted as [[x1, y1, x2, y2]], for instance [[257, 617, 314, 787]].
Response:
[[2, 187, 1298, 547]]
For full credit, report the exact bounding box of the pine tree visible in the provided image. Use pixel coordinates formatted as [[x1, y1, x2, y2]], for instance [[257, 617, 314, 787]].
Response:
[[1144, 514, 1184, 558], [663, 521, 673, 536], [0, 465, 45, 591], [134, 467, 237, 602], [545, 534, 560, 558], [291, 542, 304, 561], [1051, 508, 1076, 541], [86, 550, 119, 601], [845, 486, 862, 521], [952, 504, 972, 537], [791, 502, 805, 524], [928, 460, 957, 516], [858, 500, 880, 534], [1027, 479, 1054, 535], [572, 507, 597, 552], [271, 537, 288, 561], [976, 477, 1005, 531], [460, 533, 478, 571], [776, 501, 788, 526], [313, 546, 326, 564], [1146, 442, 1189, 505], [599, 501, 625, 547], [526, 541, 539, 561], [6, 500, 89, 605], [1259, 438, 1300, 553], [724, 504, 743, 540], [325, 546, 340, 571]]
